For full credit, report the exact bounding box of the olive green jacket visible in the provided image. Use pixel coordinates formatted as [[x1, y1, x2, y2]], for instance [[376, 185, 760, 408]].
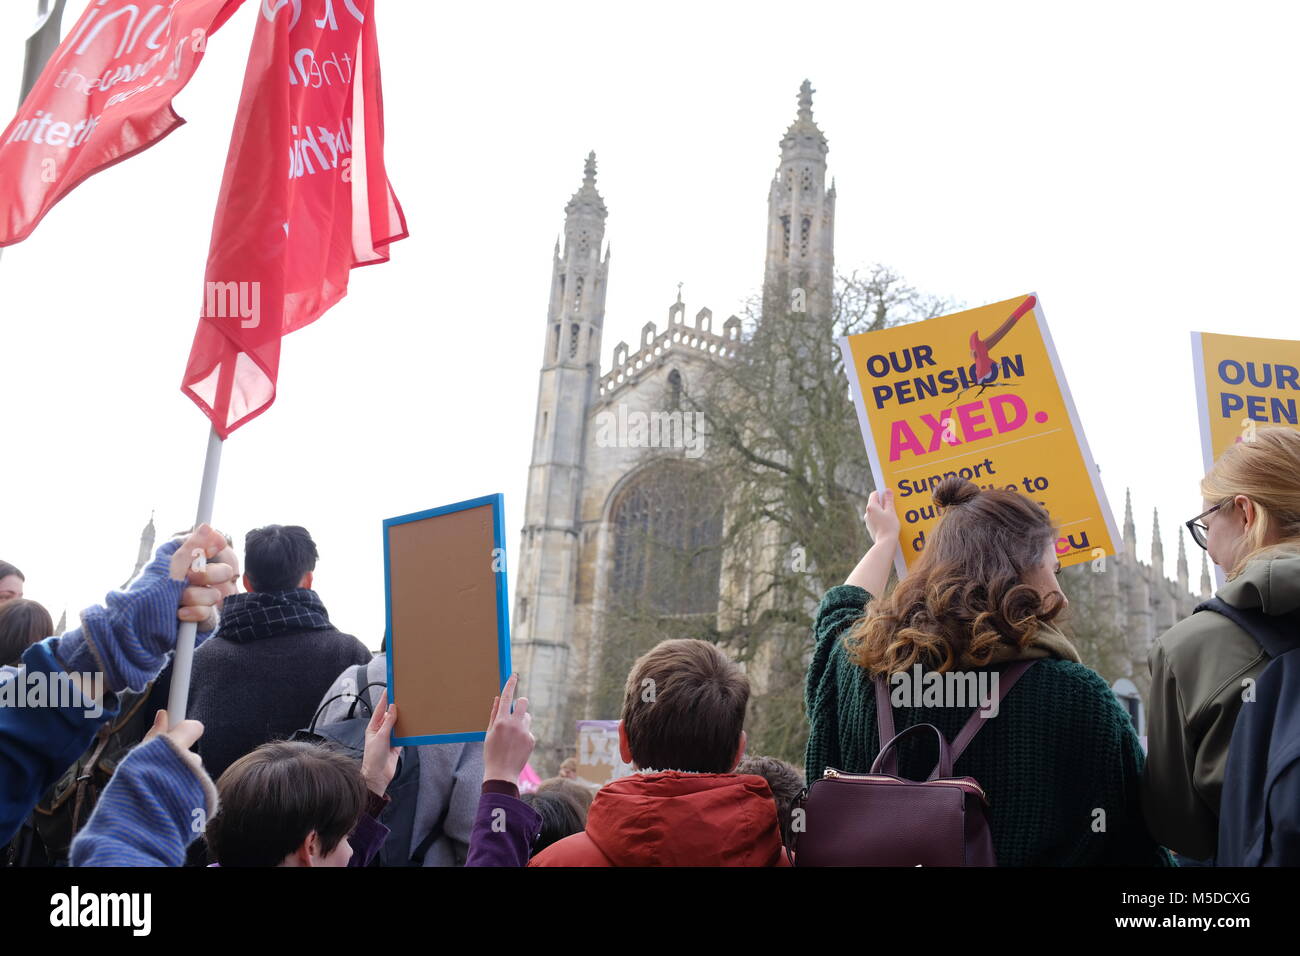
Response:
[[1143, 552, 1300, 860]]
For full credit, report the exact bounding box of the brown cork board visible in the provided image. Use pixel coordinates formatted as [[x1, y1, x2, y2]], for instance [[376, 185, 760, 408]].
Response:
[[384, 495, 508, 743]]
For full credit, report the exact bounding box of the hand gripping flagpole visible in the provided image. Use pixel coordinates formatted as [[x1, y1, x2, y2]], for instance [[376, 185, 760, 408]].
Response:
[[166, 424, 224, 725]]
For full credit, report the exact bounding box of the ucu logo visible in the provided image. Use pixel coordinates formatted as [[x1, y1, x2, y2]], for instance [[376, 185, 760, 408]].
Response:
[[262, 0, 365, 28]]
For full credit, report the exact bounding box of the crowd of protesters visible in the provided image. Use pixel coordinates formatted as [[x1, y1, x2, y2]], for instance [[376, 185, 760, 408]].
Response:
[[0, 427, 1297, 867]]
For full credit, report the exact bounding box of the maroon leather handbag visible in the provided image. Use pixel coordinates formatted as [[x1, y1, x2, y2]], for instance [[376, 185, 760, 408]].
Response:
[[793, 661, 1034, 866]]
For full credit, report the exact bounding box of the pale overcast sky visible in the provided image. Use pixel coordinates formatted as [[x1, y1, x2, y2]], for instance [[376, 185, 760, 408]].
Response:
[[1, 1, 1297, 647]]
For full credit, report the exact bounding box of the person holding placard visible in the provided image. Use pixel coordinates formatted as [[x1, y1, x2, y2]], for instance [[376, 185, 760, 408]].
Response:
[[1144, 428, 1300, 863], [805, 480, 1171, 866]]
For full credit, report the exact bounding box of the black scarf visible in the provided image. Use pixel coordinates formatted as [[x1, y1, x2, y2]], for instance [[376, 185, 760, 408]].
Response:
[[217, 589, 333, 644]]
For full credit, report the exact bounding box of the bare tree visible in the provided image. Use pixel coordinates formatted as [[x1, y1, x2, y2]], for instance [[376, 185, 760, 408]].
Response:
[[591, 267, 954, 763]]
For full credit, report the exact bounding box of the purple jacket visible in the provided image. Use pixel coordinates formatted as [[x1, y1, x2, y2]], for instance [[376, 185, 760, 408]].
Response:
[[467, 781, 541, 866]]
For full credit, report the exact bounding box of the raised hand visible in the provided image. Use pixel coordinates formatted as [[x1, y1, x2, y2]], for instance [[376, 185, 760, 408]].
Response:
[[361, 689, 401, 797], [484, 674, 535, 786], [864, 488, 900, 545]]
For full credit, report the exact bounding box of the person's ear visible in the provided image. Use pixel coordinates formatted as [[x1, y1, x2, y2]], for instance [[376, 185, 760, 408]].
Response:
[[1236, 495, 1257, 530], [618, 721, 634, 767], [731, 730, 747, 772], [241, 573, 254, 594], [302, 831, 321, 867], [299, 571, 314, 590]]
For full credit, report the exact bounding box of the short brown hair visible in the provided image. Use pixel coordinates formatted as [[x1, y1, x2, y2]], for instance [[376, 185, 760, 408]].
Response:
[[0, 599, 52, 666], [620, 638, 749, 773], [537, 775, 595, 813], [206, 741, 366, 867], [736, 754, 804, 848]]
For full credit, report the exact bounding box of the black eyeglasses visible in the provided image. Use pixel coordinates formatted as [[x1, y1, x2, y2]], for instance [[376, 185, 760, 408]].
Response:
[[1186, 500, 1230, 551]]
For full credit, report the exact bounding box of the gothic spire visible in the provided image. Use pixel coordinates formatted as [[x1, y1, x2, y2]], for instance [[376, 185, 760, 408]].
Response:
[[764, 80, 835, 325], [1123, 489, 1136, 554], [798, 79, 814, 120], [1177, 526, 1189, 594], [122, 511, 156, 589], [1151, 507, 1164, 572], [1200, 550, 1213, 598], [783, 79, 826, 149], [565, 151, 606, 219]]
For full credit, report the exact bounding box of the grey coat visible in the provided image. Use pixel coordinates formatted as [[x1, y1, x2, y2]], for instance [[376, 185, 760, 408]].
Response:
[[317, 654, 484, 866]]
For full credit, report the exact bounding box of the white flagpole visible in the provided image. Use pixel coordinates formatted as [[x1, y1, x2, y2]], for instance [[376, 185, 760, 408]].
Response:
[[1, 0, 67, 268], [166, 425, 224, 724], [19, 0, 67, 105]]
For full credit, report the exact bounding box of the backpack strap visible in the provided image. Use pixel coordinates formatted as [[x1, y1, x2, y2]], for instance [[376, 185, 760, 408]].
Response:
[[409, 815, 443, 867], [874, 671, 896, 753], [344, 663, 372, 720], [1195, 598, 1297, 660], [949, 660, 1035, 764], [873, 660, 1035, 776]]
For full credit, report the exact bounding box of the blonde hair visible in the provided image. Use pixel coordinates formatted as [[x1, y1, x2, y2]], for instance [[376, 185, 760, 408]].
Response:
[[1201, 427, 1300, 578]]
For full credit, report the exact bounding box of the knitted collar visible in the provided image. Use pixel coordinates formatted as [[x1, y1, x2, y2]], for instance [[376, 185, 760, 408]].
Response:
[[963, 620, 1082, 667], [217, 589, 333, 644]]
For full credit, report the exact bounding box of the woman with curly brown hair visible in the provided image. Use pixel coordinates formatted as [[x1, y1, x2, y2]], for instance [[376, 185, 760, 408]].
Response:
[[804, 476, 1172, 866]]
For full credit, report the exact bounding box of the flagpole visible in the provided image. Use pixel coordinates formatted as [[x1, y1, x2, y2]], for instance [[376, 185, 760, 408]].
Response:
[[166, 424, 224, 725], [1, 0, 66, 267], [19, 0, 66, 105]]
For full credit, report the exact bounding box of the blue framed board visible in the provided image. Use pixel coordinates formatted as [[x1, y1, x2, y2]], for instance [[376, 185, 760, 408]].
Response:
[[383, 493, 511, 745]]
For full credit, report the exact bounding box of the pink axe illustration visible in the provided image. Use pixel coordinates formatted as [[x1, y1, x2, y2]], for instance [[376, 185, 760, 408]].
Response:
[[970, 294, 1036, 384]]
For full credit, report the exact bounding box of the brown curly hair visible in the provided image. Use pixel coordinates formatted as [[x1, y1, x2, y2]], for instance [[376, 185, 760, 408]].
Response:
[[845, 475, 1065, 674]]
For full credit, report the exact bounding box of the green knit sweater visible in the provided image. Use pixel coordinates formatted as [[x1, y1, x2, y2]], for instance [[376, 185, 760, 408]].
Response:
[[804, 585, 1174, 867]]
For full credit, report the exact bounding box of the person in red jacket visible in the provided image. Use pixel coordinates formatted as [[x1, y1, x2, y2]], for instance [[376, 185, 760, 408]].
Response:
[[529, 638, 789, 867]]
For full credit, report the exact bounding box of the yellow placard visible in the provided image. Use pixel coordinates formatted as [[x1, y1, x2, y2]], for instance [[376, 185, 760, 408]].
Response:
[[1191, 331, 1300, 470], [840, 293, 1119, 575]]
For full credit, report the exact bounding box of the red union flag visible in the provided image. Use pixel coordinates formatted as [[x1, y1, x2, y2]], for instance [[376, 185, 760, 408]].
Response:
[[182, 0, 406, 437], [0, 0, 246, 246]]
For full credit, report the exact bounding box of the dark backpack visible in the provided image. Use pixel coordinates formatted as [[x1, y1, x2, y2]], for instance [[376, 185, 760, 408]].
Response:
[[793, 661, 1033, 866], [1196, 598, 1300, 866], [9, 681, 165, 866], [292, 664, 441, 867]]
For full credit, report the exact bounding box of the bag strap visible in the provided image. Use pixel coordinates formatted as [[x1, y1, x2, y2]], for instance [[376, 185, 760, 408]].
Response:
[[1195, 598, 1298, 660], [309, 680, 386, 734], [870, 723, 954, 779], [410, 816, 442, 867], [948, 660, 1034, 764], [873, 660, 1035, 776], [874, 672, 896, 751], [344, 663, 371, 720]]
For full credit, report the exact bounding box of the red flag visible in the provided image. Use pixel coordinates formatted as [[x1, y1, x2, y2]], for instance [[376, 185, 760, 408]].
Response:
[[0, 0, 246, 247], [181, 0, 407, 437]]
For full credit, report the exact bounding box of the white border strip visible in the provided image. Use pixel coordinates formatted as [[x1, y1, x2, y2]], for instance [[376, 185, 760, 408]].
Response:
[[1190, 330, 1226, 591], [839, 335, 909, 580], [1190, 331, 1215, 474], [1031, 293, 1124, 558]]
